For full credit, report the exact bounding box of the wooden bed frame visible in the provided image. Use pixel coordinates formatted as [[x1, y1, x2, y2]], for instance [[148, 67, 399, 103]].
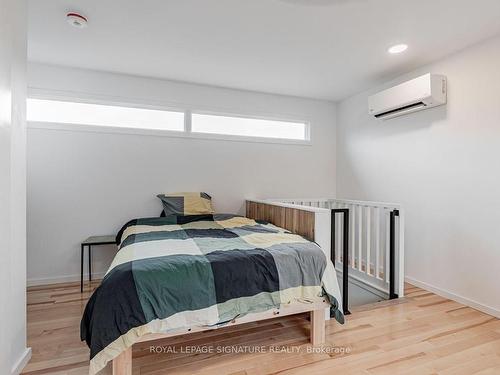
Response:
[[112, 199, 330, 375]]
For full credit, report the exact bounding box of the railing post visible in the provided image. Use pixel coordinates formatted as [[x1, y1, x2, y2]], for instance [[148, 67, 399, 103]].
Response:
[[389, 209, 399, 299], [331, 209, 336, 268], [342, 209, 350, 315], [331, 209, 350, 315]]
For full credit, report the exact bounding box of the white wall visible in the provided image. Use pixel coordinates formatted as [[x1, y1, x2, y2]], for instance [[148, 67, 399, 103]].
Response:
[[26, 63, 337, 285], [0, 0, 30, 373], [337, 35, 500, 317]]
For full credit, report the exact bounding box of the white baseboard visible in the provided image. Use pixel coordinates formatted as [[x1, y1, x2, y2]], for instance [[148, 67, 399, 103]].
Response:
[[11, 347, 31, 375], [405, 276, 500, 319], [27, 272, 106, 287]]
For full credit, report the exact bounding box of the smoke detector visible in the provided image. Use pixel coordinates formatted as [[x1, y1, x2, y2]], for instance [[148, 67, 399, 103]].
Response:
[[66, 12, 88, 28]]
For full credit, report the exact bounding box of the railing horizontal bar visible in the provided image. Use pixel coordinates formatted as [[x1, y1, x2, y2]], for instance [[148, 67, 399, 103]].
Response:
[[330, 199, 400, 210], [268, 198, 400, 210]]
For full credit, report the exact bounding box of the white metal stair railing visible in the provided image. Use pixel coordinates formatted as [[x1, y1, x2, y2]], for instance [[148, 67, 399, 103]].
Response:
[[266, 198, 404, 300]]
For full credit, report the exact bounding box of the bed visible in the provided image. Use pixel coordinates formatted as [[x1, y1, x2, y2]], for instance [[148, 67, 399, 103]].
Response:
[[81, 198, 344, 375]]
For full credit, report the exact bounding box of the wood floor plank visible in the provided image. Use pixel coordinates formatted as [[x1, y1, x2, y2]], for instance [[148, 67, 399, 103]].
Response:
[[23, 282, 500, 375]]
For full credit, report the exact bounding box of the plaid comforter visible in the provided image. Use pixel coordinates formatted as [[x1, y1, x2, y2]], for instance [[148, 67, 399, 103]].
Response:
[[81, 214, 344, 374]]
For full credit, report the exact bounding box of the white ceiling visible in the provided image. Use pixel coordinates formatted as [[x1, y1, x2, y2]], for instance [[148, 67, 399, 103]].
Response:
[[28, 0, 500, 101]]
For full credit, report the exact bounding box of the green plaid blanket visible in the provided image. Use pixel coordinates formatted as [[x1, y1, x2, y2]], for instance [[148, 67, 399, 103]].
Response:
[[81, 214, 343, 374]]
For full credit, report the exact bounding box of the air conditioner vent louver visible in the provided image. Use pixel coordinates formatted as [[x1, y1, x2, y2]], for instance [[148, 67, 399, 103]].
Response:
[[368, 74, 447, 120], [374, 102, 426, 119]]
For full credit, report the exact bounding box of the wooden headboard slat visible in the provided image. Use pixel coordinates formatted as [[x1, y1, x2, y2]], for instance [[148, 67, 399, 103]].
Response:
[[246, 200, 315, 241]]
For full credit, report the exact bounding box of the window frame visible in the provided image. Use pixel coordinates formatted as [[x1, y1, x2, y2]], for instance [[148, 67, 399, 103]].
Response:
[[27, 91, 312, 146]]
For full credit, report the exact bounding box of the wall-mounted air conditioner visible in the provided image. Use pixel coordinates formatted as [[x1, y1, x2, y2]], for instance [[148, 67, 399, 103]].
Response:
[[368, 73, 447, 120]]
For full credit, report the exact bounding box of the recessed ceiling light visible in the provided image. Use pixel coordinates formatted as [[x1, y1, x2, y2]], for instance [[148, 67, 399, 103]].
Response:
[[388, 44, 408, 54], [66, 12, 88, 28]]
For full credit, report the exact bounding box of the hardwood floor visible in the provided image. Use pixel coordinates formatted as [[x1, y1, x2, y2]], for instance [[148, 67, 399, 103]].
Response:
[[23, 282, 500, 375]]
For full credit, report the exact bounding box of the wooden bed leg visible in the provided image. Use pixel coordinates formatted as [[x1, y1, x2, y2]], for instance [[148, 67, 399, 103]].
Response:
[[113, 347, 132, 375], [310, 309, 326, 346]]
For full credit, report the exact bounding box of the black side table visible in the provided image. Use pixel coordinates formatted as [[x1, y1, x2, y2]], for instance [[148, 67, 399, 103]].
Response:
[[81, 235, 117, 292]]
